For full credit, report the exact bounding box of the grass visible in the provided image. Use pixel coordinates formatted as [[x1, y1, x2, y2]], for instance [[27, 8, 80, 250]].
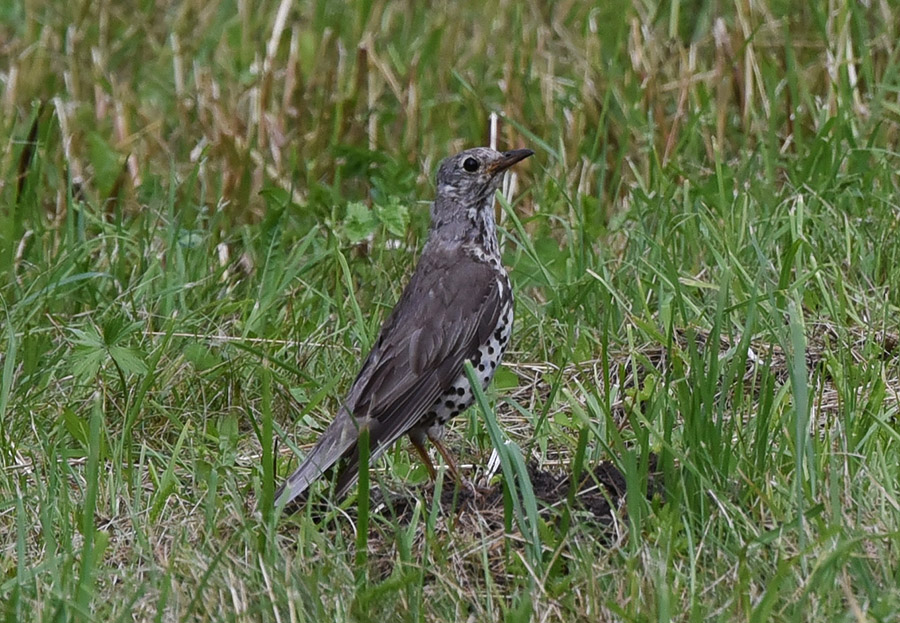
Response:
[[3, 0, 900, 620]]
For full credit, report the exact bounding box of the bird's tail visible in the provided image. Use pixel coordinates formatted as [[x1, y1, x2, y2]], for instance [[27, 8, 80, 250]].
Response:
[[274, 410, 360, 508]]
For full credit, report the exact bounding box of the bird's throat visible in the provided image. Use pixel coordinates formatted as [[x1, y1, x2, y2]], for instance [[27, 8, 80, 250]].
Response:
[[465, 195, 501, 264]]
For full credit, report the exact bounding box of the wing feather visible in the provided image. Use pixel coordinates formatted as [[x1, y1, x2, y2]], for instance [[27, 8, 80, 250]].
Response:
[[275, 246, 507, 506]]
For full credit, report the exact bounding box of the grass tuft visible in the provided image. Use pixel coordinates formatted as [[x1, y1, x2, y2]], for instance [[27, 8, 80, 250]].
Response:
[[3, 0, 900, 620]]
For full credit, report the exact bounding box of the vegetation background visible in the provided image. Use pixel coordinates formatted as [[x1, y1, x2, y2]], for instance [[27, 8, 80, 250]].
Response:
[[2, 0, 900, 621]]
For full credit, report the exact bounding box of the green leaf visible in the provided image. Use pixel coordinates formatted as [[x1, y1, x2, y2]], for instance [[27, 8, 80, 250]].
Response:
[[343, 201, 377, 243], [183, 343, 221, 371], [71, 345, 106, 381], [86, 131, 122, 195], [101, 318, 143, 347], [108, 345, 149, 375], [259, 186, 292, 208], [492, 366, 519, 390], [62, 407, 89, 450], [177, 229, 206, 249], [374, 198, 409, 237], [70, 326, 103, 348]]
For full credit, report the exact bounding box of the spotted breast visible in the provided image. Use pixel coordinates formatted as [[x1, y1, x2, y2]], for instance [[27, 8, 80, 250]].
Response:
[[411, 270, 513, 443]]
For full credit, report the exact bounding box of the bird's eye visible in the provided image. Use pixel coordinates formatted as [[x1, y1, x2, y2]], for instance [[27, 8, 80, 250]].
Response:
[[462, 157, 479, 172]]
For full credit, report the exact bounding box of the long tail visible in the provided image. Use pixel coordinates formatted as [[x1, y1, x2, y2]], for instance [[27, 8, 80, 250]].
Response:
[[274, 410, 360, 508]]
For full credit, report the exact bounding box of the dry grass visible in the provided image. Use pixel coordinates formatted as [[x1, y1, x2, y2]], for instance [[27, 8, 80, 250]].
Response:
[[4, 0, 900, 621]]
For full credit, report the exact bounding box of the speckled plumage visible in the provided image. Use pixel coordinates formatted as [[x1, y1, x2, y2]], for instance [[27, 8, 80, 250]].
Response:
[[275, 147, 533, 508]]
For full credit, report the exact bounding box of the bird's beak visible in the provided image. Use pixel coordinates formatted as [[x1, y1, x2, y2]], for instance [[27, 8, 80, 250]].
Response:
[[488, 149, 534, 175]]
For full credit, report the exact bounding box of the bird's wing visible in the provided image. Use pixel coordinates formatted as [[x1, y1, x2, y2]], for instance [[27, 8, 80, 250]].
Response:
[[329, 250, 506, 497], [274, 248, 506, 507]]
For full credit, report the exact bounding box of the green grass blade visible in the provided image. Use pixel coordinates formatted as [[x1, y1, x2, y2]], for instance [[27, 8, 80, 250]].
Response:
[[464, 360, 542, 575]]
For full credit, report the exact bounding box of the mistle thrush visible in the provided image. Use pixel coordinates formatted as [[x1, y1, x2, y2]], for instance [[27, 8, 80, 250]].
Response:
[[275, 147, 534, 508]]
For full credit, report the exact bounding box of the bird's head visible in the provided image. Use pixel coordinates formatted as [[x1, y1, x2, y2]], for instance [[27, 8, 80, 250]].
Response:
[[428, 146, 533, 251], [435, 147, 534, 203]]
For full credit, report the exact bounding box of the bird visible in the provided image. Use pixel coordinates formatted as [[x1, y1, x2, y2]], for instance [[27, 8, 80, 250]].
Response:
[[275, 146, 534, 508]]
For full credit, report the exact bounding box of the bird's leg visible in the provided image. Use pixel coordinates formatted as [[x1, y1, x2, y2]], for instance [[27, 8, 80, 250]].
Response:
[[429, 437, 464, 486], [410, 436, 437, 480], [414, 435, 487, 497], [412, 435, 465, 488], [430, 437, 492, 497], [431, 439, 493, 498]]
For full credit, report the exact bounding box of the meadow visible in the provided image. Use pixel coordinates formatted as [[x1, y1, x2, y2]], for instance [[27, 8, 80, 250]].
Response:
[[2, 0, 900, 621]]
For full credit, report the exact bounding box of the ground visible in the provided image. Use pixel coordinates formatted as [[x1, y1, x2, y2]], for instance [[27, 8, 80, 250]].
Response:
[[2, 1, 900, 622]]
